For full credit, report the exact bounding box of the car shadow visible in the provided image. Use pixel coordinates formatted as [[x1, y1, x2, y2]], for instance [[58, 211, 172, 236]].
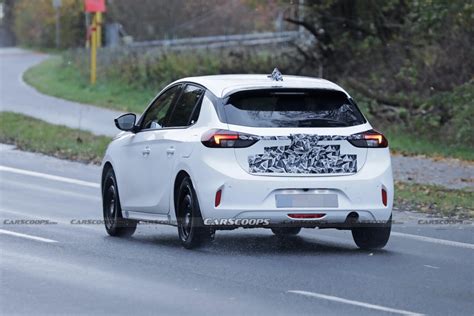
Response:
[[123, 228, 393, 256]]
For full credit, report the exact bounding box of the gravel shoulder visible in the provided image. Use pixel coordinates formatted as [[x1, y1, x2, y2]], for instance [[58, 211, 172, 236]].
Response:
[[392, 155, 473, 190]]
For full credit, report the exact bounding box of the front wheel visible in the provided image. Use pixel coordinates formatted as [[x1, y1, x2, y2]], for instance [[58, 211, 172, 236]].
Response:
[[102, 168, 137, 237], [352, 219, 391, 250], [176, 177, 213, 249]]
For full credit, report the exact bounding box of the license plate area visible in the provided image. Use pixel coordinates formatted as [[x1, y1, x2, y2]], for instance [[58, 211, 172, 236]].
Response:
[[275, 194, 338, 208]]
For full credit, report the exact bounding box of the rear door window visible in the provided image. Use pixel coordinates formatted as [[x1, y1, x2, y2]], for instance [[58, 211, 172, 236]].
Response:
[[224, 89, 366, 128], [167, 84, 204, 127]]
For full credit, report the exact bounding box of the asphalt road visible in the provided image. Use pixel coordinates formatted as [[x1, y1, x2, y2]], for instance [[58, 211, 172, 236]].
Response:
[[1, 144, 473, 316], [0, 48, 123, 137]]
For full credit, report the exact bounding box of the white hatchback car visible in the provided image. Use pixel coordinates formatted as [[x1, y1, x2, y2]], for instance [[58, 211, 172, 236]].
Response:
[[101, 70, 393, 249]]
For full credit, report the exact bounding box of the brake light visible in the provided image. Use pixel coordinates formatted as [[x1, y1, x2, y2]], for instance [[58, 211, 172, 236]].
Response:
[[349, 130, 388, 148], [201, 129, 258, 148], [214, 134, 238, 145], [288, 213, 326, 219]]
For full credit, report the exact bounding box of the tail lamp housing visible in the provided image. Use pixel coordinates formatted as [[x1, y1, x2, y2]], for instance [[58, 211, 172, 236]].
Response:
[[349, 130, 388, 148], [201, 129, 258, 148]]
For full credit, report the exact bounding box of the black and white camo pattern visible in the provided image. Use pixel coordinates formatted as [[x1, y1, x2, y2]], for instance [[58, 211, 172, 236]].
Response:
[[247, 134, 358, 174]]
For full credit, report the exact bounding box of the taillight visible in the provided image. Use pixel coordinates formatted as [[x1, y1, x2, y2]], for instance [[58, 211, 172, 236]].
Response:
[[382, 188, 388, 207], [201, 129, 258, 148], [349, 130, 388, 148]]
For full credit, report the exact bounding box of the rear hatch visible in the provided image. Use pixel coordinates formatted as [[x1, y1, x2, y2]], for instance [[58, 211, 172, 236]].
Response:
[[223, 89, 369, 177]]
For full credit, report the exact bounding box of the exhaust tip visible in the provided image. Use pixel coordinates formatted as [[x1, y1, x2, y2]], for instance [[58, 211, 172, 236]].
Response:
[[345, 212, 359, 224]]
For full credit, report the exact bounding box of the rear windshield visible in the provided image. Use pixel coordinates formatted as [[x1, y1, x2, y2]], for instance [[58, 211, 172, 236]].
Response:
[[223, 89, 366, 127]]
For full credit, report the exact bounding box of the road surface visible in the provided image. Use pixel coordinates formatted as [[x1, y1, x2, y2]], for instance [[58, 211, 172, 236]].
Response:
[[1, 144, 473, 315], [0, 48, 123, 137]]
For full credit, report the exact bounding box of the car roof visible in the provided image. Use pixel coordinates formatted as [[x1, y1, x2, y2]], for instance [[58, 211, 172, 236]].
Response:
[[172, 74, 349, 98]]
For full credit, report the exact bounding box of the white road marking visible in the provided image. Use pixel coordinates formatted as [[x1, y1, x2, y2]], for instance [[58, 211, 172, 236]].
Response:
[[423, 265, 440, 269], [2, 178, 100, 200], [391, 232, 474, 250], [305, 229, 474, 251], [0, 165, 99, 188], [0, 228, 58, 243], [287, 290, 424, 316]]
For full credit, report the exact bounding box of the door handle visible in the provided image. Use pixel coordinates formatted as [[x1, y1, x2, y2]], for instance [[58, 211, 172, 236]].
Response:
[[142, 146, 151, 156], [166, 146, 175, 155]]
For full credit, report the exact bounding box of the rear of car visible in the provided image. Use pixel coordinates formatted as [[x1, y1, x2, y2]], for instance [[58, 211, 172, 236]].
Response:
[[193, 87, 393, 234], [102, 73, 393, 249]]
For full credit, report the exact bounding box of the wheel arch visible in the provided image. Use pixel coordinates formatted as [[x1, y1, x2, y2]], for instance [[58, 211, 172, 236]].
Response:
[[173, 170, 191, 217], [101, 161, 114, 194]]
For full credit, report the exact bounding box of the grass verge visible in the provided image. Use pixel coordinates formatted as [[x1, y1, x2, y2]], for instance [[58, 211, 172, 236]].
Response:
[[385, 129, 474, 161], [23, 56, 154, 113], [0, 112, 110, 164], [395, 182, 474, 219]]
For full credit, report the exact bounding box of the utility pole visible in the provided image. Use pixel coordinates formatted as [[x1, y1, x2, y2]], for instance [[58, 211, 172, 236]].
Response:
[[96, 12, 102, 47], [90, 14, 97, 84], [52, 0, 62, 48], [84, 0, 106, 85]]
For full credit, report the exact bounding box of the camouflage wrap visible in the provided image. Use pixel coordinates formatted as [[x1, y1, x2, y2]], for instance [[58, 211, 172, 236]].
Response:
[[246, 134, 360, 174]]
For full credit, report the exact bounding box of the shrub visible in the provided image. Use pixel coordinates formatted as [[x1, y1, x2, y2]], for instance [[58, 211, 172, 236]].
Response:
[[63, 46, 296, 90], [13, 0, 84, 48]]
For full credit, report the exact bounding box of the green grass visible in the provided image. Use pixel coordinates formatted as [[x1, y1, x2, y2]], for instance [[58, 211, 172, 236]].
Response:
[[0, 112, 110, 164], [385, 129, 474, 161], [395, 182, 474, 219], [23, 57, 154, 113]]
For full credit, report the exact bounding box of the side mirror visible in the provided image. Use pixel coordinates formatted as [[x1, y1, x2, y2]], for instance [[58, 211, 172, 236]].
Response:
[[114, 113, 137, 132]]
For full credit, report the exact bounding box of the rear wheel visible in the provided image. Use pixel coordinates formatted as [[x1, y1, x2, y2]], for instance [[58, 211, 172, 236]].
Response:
[[271, 227, 302, 236], [102, 168, 137, 237], [176, 177, 212, 249], [352, 217, 391, 250]]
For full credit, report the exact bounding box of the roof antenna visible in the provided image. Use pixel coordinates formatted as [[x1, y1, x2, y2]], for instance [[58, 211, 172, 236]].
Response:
[[268, 68, 283, 81]]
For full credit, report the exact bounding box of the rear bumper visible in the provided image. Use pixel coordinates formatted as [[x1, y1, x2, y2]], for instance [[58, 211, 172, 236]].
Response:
[[191, 148, 393, 228]]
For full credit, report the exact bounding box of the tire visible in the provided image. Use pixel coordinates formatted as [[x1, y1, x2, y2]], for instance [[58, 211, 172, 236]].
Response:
[[352, 217, 391, 250], [176, 177, 212, 249], [102, 168, 137, 237], [271, 227, 302, 236]]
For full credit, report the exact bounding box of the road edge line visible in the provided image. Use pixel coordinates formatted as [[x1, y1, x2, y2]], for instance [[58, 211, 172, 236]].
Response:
[[391, 232, 474, 250], [287, 290, 424, 316], [0, 165, 100, 188], [0, 228, 58, 243]]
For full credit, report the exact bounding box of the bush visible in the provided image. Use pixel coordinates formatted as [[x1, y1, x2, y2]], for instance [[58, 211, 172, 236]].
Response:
[[432, 81, 474, 146], [13, 0, 84, 48], [63, 46, 295, 90]]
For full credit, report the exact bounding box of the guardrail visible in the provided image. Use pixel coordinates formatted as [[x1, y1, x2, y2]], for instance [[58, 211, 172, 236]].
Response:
[[129, 31, 300, 49]]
